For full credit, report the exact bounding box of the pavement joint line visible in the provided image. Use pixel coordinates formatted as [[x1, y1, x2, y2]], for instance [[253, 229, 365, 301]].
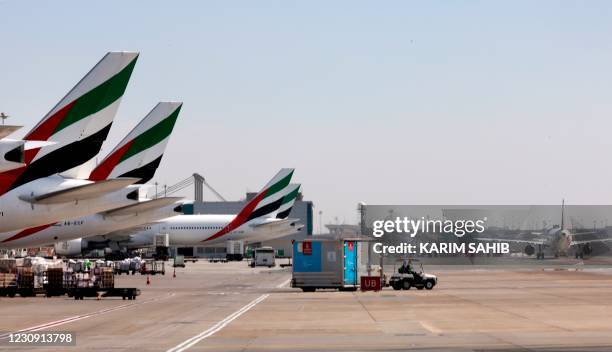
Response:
[[0, 292, 176, 339], [354, 293, 377, 323], [165, 276, 290, 352], [166, 294, 270, 352]]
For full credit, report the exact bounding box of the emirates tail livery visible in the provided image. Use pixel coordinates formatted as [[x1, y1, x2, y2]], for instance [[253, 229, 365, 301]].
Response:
[[0, 52, 139, 194], [0, 126, 25, 173], [118, 170, 302, 251], [0, 52, 139, 232], [0, 103, 182, 234], [0, 102, 183, 248]]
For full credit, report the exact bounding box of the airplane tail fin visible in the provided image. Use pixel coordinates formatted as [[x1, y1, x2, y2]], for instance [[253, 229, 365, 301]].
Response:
[[88, 102, 182, 183], [1, 52, 138, 192], [202, 168, 294, 242], [277, 184, 301, 219]]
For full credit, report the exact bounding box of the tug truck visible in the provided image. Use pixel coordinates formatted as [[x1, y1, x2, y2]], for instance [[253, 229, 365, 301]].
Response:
[[291, 238, 362, 292], [388, 261, 437, 290]]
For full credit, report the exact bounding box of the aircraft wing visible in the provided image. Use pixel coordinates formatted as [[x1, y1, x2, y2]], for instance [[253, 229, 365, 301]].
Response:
[[102, 197, 183, 217], [570, 231, 599, 237], [475, 237, 547, 245], [571, 238, 612, 246], [100, 227, 149, 242], [20, 178, 139, 204], [249, 218, 297, 228], [0, 125, 21, 139]]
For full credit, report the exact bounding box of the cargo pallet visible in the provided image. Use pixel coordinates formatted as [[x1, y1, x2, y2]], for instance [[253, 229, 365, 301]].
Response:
[[0, 272, 17, 297], [140, 260, 165, 275], [67, 287, 141, 300]]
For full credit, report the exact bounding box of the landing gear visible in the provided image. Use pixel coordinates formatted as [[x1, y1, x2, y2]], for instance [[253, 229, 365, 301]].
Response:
[[536, 245, 544, 260]]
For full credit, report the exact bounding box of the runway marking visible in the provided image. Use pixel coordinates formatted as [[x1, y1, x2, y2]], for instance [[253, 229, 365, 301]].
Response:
[[277, 278, 291, 289], [0, 292, 175, 339], [166, 276, 290, 352], [419, 321, 443, 335]]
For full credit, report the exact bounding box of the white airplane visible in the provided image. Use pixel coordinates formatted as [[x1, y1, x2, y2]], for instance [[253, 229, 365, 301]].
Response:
[[55, 172, 303, 256], [476, 201, 612, 259], [0, 102, 183, 248], [0, 52, 140, 232]]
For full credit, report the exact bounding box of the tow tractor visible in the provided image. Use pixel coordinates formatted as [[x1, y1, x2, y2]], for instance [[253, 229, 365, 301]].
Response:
[[388, 259, 437, 290]]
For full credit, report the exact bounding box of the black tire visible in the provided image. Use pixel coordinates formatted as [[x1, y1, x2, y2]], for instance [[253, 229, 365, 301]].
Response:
[[8, 291, 16, 298], [425, 281, 434, 290], [301, 287, 315, 292], [391, 283, 401, 290], [403, 280, 411, 290]]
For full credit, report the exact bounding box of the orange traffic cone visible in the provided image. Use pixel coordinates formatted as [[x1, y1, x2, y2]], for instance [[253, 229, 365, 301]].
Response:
[[146, 275, 150, 285], [173, 268, 176, 278]]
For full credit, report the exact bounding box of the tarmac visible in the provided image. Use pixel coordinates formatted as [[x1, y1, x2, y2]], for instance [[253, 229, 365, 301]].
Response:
[[2, 259, 612, 351]]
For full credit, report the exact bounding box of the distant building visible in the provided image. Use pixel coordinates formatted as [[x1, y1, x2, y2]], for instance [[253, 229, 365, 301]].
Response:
[[326, 224, 361, 237]]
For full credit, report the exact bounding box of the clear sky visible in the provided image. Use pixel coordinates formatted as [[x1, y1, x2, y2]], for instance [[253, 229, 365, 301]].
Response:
[[2, 1, 612, 227]]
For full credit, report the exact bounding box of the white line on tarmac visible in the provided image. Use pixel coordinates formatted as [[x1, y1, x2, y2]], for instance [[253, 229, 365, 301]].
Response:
[[419, 321, 443, 335], [166, 277, 290, 352], [0, 292, 175, 339], [277, 278, 291, 289]]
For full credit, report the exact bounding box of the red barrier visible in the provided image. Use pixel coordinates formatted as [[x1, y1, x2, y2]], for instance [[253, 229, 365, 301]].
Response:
[[360, 276, 382, 292]]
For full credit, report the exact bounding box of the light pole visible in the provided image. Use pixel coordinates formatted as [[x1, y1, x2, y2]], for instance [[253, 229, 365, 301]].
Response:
[[318, 210, 322, 234]]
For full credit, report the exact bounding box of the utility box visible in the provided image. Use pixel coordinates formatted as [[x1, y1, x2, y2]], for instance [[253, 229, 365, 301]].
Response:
[[291, 238, 363, 292], [251, 247, 275, 267], [154, 234, 170, 247], [173, 255, 185, 268], [226, 240, 244, 261]]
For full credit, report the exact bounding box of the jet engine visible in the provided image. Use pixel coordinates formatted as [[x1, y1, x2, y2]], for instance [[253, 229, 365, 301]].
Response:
[[54, 238, 84, 256]]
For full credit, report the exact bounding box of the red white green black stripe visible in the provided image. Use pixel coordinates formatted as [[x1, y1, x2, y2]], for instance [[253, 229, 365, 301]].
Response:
[[0, 52, 139, 195], [88, 102, 182, 183], [277, 184, 301, 219], [203, 169, 295, 242]]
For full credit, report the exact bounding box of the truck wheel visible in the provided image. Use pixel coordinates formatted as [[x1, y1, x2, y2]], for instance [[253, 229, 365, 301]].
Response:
[[391, 283, 401, 290], [425, 281, 434, 290], [403, 281, 411, 290]]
